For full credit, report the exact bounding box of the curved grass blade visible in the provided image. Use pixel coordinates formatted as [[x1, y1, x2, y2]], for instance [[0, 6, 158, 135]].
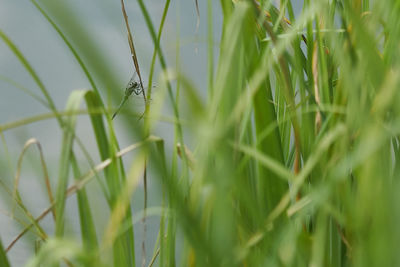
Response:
[[30, 0, 101, 98], [6, 136, 159, 253], [0, 75, 49, 109], [0, 29, 57, 115]]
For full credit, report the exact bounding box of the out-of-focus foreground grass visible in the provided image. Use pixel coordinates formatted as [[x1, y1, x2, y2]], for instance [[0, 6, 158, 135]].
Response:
[[1, 0, 400, 266]]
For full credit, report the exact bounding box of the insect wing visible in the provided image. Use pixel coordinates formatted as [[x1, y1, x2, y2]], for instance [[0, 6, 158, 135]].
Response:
[[127, 72, 137, 86]]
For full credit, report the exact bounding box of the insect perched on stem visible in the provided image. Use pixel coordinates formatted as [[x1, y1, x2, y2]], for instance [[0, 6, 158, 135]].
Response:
[[112, 72, 143, 119]]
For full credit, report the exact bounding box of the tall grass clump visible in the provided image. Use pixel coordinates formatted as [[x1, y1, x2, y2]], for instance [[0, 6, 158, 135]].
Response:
[[1, 0, 400, 266]]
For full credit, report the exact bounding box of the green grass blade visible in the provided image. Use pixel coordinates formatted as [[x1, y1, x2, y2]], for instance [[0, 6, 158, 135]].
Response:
[[70, 153, 98, 250], [0, 237, 11, 267], [54, 90, 87, 237], [30, 0, 101, 98]]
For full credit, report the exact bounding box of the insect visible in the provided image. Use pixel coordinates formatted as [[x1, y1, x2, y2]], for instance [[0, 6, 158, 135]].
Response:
[[112, 73, 143, 119]]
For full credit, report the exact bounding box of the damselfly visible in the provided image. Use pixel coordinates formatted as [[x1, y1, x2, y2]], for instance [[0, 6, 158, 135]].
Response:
[[112, 73, 144, 119]]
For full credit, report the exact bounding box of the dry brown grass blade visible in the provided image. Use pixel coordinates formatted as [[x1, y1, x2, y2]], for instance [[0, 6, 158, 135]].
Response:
[[5, 205, 51, 252], [147, 247, 160, 267], [12, 138, 56, 221], [120, 0, 147, 102], [312, 43, 322, 134]]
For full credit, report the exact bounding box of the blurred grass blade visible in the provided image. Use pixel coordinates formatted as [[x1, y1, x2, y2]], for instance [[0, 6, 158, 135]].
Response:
[[30, 0, 100, 98], [144, 0, 171, 129], [0, 29, 58, 115], [25, 239, 96, 267], [54, 90, 87, 237], [0, 237, 10, 267], [234, 143, 293, 182], [0, 75, 49, 108], [85, 91, 136, 267], [70, 154, 98, 250]]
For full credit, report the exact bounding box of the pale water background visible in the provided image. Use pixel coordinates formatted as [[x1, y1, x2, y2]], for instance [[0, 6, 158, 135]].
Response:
[[0, 0, 301, 265]]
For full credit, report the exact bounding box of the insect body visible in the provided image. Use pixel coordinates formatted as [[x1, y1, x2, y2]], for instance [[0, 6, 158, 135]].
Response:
[[125, 73, 142, 96]]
